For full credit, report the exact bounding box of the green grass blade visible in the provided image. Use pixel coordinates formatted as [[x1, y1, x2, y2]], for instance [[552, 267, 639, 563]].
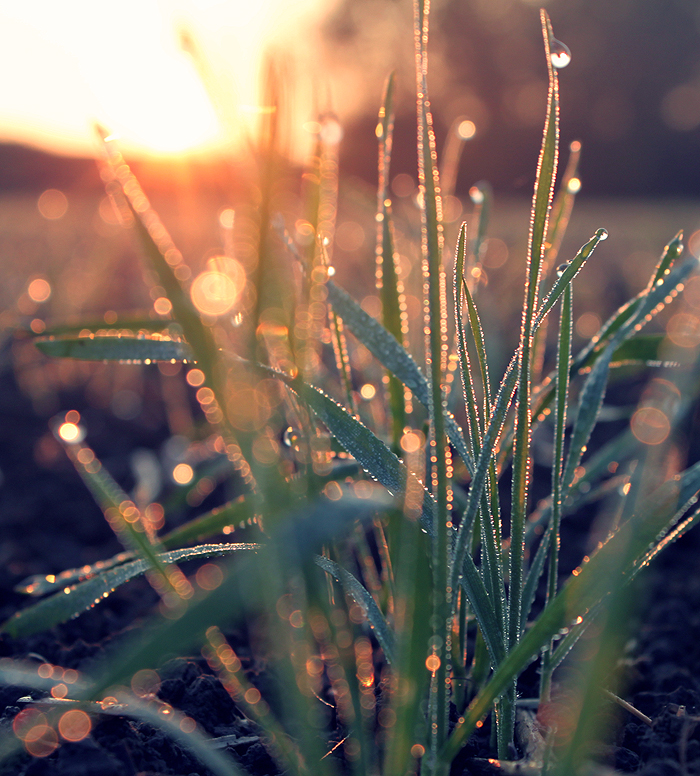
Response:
[[34, 334, 192, 363], [376, 72, 408, 450], [383, 507, 433, 776], [326, 280, 474, 474], [314, 554, 395, 663], [573, 232, 685, 372], [608, 334, 678, 368], [86, 491, 391, 699], [1, 544, 260, 638], [454, 225, 506, 641], [508, 10, 561, 671], [562, 254, 697, 491], [60, 437, 188, 600], [532, 229, 608, 331], [441, 457, 700, 767], [253, 360, 436, 530], [454, 223, 484, 457], [35, 317, 173, 338], [161, 496, 254, 549], [414, 0, 451, 754], [539, 281, 573, 699]]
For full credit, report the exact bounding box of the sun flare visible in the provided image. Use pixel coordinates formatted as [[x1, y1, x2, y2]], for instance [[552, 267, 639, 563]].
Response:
[[0, 0, 329, 158]]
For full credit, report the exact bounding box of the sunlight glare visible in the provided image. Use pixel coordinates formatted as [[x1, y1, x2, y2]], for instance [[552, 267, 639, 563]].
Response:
[[0, 0, 333, 157]]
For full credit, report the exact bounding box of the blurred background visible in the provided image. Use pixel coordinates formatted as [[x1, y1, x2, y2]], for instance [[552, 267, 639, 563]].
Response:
[[0, 0, 698, 587], [0, 0, 699, 440]]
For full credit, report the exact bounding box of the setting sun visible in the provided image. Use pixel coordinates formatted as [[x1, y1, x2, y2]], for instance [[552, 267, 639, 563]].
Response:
[[0, 0, 331, 158]]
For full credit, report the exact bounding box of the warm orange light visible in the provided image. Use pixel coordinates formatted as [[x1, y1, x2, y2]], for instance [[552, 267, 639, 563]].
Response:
[[58, 422, 82, 443], [191, 259, 245, 317], [631, 407, 670, 445], [360, 383, 376, 400], [196, 563, 224, 590], [28, 277, 52, 303], [186, 368, 206, 386], [173, 463, 194, 484], [37, 190, 68, 220], [58, 710, 91, 742]]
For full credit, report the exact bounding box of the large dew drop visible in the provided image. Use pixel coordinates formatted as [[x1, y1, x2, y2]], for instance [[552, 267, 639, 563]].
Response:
[[550, 38, 571, 69]]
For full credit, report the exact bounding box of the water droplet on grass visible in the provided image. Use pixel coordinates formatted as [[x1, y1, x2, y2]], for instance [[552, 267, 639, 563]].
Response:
[[597, 228, 609, 241], [469, 186, 484, 204], [550, 39, 571, 69]]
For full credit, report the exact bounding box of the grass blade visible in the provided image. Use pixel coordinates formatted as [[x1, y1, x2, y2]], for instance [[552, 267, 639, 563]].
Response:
[[314, 554, 395, 663], [326, 279, 474, 474], [34, 334, 192, 363], [254, 360, 436, 530], [1, 544, 259, 639], [376, 71, 408, 450]]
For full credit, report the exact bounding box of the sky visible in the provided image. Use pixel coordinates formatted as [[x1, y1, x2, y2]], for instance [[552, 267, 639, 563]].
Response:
[[0, 0, 330, 158]]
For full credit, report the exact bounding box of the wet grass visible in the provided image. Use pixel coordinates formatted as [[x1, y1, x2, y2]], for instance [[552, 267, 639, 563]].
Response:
[[2, 5, 700, 776]]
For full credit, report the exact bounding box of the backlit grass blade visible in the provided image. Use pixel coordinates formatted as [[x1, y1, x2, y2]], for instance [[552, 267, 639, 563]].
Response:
[[532, 229, 608, 331], [326, 279, 474, 474], [509, 9, 560, 664], [414, 0, 451, 756], [1, 544, 259, 639], [454, 225, 506, 640], [531, 139, 581, 383], [34, 334, 193, 363], [35, 317, 171, 337], [376, 71, 408, 450], [59, 435, 191, 602], [573, 232, 685, 372], [98, 138, 260, 496], [86, 491, 391, 699], [314, 554, 395, 663], [440, 456, 700, 767], [254, 359, 436, 530], [161, 496, 255, 549], [454, 224, 484, 459], [540, 280, 572, 700], [562, 253, 698, 491]]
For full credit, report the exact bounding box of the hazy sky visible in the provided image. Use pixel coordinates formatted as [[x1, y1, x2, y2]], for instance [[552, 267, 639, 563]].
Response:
[[0, 0, 330, 157]]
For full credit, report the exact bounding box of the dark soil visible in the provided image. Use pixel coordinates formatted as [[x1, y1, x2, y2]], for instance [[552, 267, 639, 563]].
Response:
[[1, 343, 700, 776]]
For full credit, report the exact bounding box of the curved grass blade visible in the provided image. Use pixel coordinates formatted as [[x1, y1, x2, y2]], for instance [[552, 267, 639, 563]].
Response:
[[314, 554, 395, 664], [86, 491, 390, 698], [562, 253, 698, 491], [440, 457, 700, 767], [1, 544, 260, 638], [573, 232, 685, 373], [60, 437, 190, 601], [326, 279, 474, 474], [532, 229, 608, 332], [253, 359, 436, 531], [0, 668, 246, 776], [508, 11, 560, 680], [161, 496, 255, 549], [34, 334, 193, 363]]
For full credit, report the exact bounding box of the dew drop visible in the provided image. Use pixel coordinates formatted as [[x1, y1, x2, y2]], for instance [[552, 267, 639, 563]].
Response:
[[556, 263, 570, 277], [283, 427, 300, 448], [597, 228, 609, 241], [469, 186, 484, 205], [550, 39, 571, 69]]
